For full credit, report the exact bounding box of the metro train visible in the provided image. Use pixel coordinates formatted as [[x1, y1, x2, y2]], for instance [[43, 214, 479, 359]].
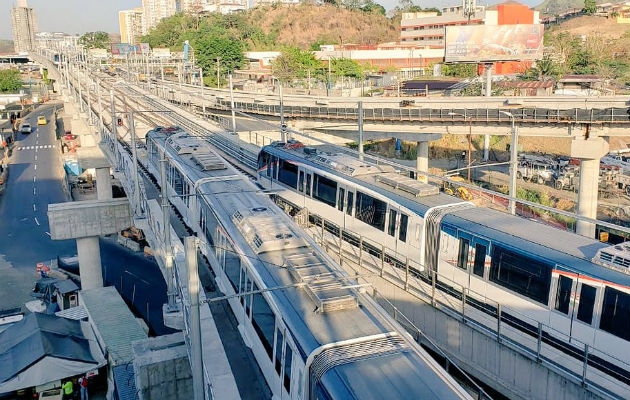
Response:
[[257, 141, 630, 385], [145, 129, 473, 400]]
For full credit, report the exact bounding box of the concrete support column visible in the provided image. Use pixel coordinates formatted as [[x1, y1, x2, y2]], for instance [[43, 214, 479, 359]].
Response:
[[485, 63, 492, 97], [95, 167, 113, 200], [483, 134, 490, 162], [76, 236, 103, 290], [576, 159, 600, 238], [416, 141, 429, 183]]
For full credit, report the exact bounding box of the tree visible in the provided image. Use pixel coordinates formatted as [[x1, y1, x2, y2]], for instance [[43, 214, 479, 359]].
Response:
[[79, 31, 110, 49], [360, 0, 386, 14], [442, 63, 477, 78], [583, 0, 596, 15], [272, 47, 322, 83], [0, 69, 22, 93], [332, 58, 365, 79], [194, 36, 244, 87], [522, 55, 561, 80]]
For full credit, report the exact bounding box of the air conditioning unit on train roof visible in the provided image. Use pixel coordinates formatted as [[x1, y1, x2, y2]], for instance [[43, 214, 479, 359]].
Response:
[[592, 242, 630, 274], [232, 207, 306, 254], [192, 150, 225, 171]]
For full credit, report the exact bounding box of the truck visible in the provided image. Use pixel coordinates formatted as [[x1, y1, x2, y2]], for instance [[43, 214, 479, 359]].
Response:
[[516, 159, 555, 184]]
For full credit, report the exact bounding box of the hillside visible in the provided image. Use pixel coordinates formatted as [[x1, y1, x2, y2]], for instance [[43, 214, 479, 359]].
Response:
[[247, 4, 398, 49], [547, 15, 630, 54], [535, 0, 584, 14]]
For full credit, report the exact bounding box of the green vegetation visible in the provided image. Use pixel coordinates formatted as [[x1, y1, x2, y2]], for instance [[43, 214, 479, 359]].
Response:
[[79, 31, 110, 49], [442, 63, 477, 78], [583, 0, 597, 14], [272, 47, 322, 83], [535, 0, 588, 15], [0, 69, 23, 93]]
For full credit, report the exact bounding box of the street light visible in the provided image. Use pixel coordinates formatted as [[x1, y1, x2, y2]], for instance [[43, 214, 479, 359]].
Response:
[[448, 112, 473, 182], [500, 111, 518, 215]]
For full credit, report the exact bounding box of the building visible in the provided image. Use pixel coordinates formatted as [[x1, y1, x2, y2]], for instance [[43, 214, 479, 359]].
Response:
[[254, 0, 300, 7], [119, 8, 145, 44], [35, 32, 80, 52], [142, 0, 178, 33], [10, 0, 38, 54], [496, 80, 554, 96], [181, 0, 248, 14]]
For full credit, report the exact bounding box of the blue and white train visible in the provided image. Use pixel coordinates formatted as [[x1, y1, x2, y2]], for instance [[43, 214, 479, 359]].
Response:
[[257, 141, 630, 387], [146, 129, 474, 400]]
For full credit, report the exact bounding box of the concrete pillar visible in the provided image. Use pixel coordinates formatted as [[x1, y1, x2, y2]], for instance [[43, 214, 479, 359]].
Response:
[[485, 64, 492, 97], [416, 141, 429, 183], [76, 236, 103, 289], [576, 159, 600, 238], [571, 135, 609, 238], [95, 167, 112, 200], [483, 134, 490, 161]]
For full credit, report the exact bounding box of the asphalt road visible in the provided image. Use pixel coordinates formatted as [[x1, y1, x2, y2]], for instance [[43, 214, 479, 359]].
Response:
[[0, 104, 173, 334]]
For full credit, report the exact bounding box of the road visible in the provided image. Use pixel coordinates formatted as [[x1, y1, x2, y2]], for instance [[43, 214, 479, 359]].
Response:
[[0, 104, 174, 335]]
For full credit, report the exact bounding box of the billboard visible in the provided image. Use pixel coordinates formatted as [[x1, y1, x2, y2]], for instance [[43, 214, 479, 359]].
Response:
[[444, 24, 544, 62], [110, 43, 150, 56], [153, 48, 171, 58], [88, 48, 108, 59]]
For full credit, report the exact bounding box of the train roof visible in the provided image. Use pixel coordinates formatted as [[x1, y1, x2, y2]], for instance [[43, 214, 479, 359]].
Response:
[[262, 143, 630, 288], [149, 131, 469, 397]]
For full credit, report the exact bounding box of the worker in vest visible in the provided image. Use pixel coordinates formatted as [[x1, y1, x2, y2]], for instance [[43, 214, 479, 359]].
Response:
[[78, 376, 89, 400], [61, 380, 73, 400]]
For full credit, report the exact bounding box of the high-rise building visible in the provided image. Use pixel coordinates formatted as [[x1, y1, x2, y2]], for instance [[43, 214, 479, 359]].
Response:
[[10, 0, 38, 54], [119, 8, 145, 44], [142, 0, 178, 33], [180, 0, 248, 15]]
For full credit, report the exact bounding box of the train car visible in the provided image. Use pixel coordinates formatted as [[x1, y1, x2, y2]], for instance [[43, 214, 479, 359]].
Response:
[[257, 141, 630, 388], [145, 129, 473, 400]]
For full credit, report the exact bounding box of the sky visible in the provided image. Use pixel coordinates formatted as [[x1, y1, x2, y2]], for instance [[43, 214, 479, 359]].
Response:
[[1, 0, 540, 40]]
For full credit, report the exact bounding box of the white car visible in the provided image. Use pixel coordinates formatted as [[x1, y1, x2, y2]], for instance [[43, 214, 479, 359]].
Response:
[[21, 122, 32, 134]]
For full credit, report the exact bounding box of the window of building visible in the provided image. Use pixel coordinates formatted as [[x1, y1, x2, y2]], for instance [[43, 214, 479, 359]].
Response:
[[278, 159, 298, 188], [346, 191, 354, 216], [355, 191, 387, 231], [489, 245, 552, 305], [388, 209, 397, 237], [313, 174, 337, 207], [284, 345, 293, 393], [599, 287, 630, 340], [252, 290, 275, 359], [554, 275, 572, 314], [457, 238, 470, 270], [576, 284, 596, 325], [337, 188, 345, 212], [473, 243, 486, 277]]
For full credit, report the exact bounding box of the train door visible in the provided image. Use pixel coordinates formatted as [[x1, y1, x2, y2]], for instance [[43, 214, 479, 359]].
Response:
[[453, 231, 473, 288], [386, 206, 400, 253], [570, 278, 601, 345], [468, 237, 489, 295], [336, 184, 350, 229], [549, 271, 576, 337]]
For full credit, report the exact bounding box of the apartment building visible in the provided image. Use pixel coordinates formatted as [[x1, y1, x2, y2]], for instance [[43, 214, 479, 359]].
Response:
[[10, 0, 38, 54], [142, 0, 178, 32], [119, 8, 145, 44]]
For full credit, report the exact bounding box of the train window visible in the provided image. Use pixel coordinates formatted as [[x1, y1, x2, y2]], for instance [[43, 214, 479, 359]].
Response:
[[306, 174, 311, 196], [298, 171, 304, 193], [224, 243, 241, 292], [489, 245, 552, 305], [313, 174, 337, 207], [473, 243, 486, 277], [258, 151, 269, 171], [245, 280, 253, 315], [337, 188, 345, 212], [278, 160, 298, 188], [252, 290, 275, 359], [346, 191, 354, 216], [554, 275, 572, 314], [266, 155, 272, 178], [576, 284, 596, 325], [599, 287, 630, 340], [274, 328, 284, 374], [355, 192, 387, 231], [388, 209, 397, 237], [399, 213, 408, 243], [457, 238, 470, 270], [283, 345, 293, 393]]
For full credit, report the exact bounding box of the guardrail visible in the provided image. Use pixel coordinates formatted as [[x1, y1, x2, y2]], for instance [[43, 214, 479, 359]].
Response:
[[213, 100, 630, 125]]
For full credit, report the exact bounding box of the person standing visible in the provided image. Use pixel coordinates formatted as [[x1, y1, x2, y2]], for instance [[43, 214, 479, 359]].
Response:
[[61, 380, 73, 400], [78, 376, 88, 400]]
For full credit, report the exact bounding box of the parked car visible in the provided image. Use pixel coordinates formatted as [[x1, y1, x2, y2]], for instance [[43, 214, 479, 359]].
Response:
[[517, 160, 555, 184], [21, 122, 32, 134]]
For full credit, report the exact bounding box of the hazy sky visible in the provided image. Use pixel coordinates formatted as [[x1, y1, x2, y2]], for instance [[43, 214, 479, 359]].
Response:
[[1, 0, 540, 40]]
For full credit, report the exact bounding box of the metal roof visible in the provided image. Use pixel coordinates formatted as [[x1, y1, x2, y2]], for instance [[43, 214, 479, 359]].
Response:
[[80, 286, 148, 367], [56, 305, 89, 321]]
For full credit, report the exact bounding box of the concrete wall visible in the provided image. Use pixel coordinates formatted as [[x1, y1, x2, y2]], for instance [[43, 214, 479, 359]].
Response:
[[133, 333, 194, 400]]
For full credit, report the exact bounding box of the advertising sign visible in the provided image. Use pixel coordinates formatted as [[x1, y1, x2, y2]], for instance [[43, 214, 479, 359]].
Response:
[[444, 24, 544, 62], [88, 48, 108, 59], [152, 48, 171, 58], [139, 43, 150, 55], [110, 43, 147, 56]]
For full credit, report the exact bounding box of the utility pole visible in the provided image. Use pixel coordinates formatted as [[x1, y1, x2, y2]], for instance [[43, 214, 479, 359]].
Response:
[[86, 76, 93, 126], [358, 101, 364, 161], [327, 57, 332, 97], [216, 58, 220, 89], [229, 73, 237, 134], [185, 236, 204, 400], [78, 68, 84, 112], [160, 150, 176, 309], [128, 111, 142, 217], [199, 67, 205, 116], [467, 119, 472, 182], [110, 90, 120, 171], [96, 78, 104, 132], [501, 111, 518, 215], [279, 81, 286, 142]]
